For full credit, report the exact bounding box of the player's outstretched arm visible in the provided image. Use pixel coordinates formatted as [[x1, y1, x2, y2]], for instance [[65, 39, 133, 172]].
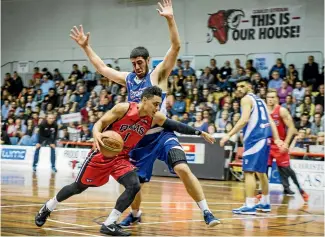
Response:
[[70, 25, 128, 86], [151, 0, 181, 86], [92, 103, 130, 150], [152, 112, 215, 144], [220, 96, 251, 147], [280, 107, 297, 150]]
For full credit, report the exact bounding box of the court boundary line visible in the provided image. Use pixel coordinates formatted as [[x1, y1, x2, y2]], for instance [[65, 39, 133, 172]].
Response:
[[2, 201, 318, 208]]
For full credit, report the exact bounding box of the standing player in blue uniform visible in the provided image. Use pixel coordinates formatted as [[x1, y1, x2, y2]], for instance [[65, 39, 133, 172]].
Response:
[[220, 78, 283, 215], [70, 0, 219, 227]]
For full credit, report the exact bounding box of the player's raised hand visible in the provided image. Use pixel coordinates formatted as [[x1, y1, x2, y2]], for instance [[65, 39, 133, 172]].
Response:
[[219, 134, 230, 147], [70, 25, 90, 48], [156, 0, 174, 18], [201, 132, 216, 144]]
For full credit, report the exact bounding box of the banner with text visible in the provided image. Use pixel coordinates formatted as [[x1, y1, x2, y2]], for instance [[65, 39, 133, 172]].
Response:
[[207, 6, 304, 44]]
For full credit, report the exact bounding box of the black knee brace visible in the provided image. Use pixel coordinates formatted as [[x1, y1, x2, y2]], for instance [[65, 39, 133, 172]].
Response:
[[168, 148, 188, 169]]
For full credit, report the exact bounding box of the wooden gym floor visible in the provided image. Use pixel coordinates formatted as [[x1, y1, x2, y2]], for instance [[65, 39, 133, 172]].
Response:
[[1, 166, 324, 236]]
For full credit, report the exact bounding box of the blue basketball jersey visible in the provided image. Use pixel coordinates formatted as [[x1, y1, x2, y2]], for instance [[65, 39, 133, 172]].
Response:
[[242, 93, 272, 145], [126, 71, 167, 115]]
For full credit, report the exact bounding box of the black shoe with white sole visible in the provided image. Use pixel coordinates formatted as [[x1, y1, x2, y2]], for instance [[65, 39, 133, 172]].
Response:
[[284, 189, 295, 196], [35, 203, 51, 227], [100, 222, 131, 236]]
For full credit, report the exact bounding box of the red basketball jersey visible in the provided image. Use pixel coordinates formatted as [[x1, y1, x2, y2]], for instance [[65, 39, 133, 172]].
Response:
[[270, 105, 286, 143], [102, 102, 153, 156]]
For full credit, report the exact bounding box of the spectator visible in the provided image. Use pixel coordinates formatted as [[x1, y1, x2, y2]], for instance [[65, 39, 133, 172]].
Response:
[[209, 58, 219, 80], [32, 114, 58, 172], [281, 95, 296, 118], [287, 64, 299, 81], [314, 84, 324, 106], [11, 71, 24, 97], [93, 79, 103, 96], [208, 124, 216, 135], [217, 61, 232, 88], [215, 110, 229, 133], [183, 60, 195, 77], [251, 73, 267, 93], [172, 58, 183, 75], [41, 68, 53, 80], [2, 99, 10, 120], [171, 93, 186, 117], [193, 112, 208, 132], [311, 113, 323, 135], [80, 124, 92, 141], [303, 55, 319, 89], [48, 88, 58, 108], [231, 112, 241, 126], [234, 58, 244, 71], [56, 88, 65, 107], [268, 71, 283, 89], [40, 75, 55, 96], [295, 113, 311, 130], [292, 80, 305, 104], [180, 112, 191, 124], [299, 95, 315, 117], [69, 64, 82, 79], [290, 128, 312, 150], [215, 102, 230, 120], [202, 110, 211, 123], [53, 68, 64, 82], [63, 89, 76, 105], [245, 59, 257, 74], [277, 80, 293, 104], [33, 67, 43, 80], [97, 97, 113, 111], [34, 89, 44, 105], [197, 67, 215, 89], [269, 58, 286, 79]]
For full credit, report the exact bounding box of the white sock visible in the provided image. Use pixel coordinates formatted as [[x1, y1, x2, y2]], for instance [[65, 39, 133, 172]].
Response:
[[132, 209, 142, 217], [261, 194, 270, 205], [46, 196, 58, 211], [197, 199, 210, 213], [104, 209, 122, 226], [246, 197, 256, 208]]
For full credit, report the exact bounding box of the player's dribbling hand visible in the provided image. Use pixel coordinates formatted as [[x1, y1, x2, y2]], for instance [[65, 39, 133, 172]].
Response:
[[93, 131, 105, 151], [201, 132, 215, 144], [70, 25, 90, 48], [219, 134, 230, 147], [156, 0, 174, 19], [274, 139, 286, 152]]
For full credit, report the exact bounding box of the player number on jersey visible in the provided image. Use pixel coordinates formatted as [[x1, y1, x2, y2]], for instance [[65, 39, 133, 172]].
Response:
[[257, 101, 267, 121], [124, 132, 131, 142]]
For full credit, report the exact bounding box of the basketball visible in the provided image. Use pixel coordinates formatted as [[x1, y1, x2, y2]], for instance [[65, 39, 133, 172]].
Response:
[[99, 131, 124, 157]]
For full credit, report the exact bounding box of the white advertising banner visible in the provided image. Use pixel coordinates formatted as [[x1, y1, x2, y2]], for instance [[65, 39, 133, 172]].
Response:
[[61, 112, 82, 123]]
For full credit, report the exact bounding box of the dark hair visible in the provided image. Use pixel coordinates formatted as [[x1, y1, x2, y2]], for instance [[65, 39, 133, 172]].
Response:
[[289, 64, 295, 68], [236, 77, 252, 84], [73, 64, 78, 67], [34, 67, 39, 70], [130, 46, 149, 60], [141, 86, 162, 100]]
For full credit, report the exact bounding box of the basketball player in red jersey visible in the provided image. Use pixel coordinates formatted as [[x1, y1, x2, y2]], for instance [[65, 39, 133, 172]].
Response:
[[266, 90, 309, 202], [35, 86, 215, 236]]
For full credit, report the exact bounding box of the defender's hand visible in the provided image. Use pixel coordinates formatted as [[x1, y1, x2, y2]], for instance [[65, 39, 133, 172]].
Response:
[[70, 25, 90, 48], [220, 134, 230, 147], [157, 0, 174, 19]]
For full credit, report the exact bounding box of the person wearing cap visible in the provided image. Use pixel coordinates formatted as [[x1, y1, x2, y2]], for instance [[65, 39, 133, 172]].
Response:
[[171, 92, 186, 117]]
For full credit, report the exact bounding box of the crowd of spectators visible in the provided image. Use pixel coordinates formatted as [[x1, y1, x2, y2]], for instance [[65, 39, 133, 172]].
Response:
[[1, 56, 324, 151]]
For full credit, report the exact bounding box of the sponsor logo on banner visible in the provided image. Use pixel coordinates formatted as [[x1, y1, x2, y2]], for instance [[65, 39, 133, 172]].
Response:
[[290, 160, 324, 190], [181, 143, 205, 164], [207, 6, 303, 44], [1, 148, 26, 160], [59, 148, 90, 171]]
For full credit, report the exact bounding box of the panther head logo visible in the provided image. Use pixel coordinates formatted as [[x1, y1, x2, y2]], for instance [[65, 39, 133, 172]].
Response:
[[207, 9, 245, 44]]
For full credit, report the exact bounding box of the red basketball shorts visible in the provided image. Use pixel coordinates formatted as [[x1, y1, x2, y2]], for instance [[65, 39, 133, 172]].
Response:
[[75, 150, 136, 187], [268, 144, 290, 167]]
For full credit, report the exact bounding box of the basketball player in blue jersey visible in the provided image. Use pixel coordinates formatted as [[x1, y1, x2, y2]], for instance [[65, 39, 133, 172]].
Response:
[[220, 78, 284, 215], [70, 0, 220, 227]]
